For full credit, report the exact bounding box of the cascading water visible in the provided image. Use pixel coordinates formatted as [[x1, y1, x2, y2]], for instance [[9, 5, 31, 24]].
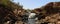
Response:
[[28, 13, 37, 24]]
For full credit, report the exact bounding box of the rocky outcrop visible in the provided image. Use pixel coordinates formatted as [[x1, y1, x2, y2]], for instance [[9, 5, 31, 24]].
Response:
[[33, 2, 60, 24], [0, 0, 26, 24]]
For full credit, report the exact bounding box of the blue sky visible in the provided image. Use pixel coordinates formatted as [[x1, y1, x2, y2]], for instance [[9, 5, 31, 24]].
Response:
[[13, 0, 60, 10]]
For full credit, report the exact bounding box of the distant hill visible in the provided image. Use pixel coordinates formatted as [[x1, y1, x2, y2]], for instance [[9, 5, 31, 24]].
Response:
[[33, 2, 60, 16]]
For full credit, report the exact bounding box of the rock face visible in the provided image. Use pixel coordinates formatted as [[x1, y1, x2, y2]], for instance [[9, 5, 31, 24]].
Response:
[[32, 2, 60, 24]]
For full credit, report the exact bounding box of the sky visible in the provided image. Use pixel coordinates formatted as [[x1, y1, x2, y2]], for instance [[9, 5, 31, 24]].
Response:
[[12, 0, 60, 10]]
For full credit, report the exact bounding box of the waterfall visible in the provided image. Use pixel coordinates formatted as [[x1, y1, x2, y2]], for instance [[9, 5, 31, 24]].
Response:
[[28, 13, 36, 24]]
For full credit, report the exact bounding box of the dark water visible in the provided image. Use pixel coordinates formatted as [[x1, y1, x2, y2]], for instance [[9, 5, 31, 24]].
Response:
[[28, 18, 36, 24]]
